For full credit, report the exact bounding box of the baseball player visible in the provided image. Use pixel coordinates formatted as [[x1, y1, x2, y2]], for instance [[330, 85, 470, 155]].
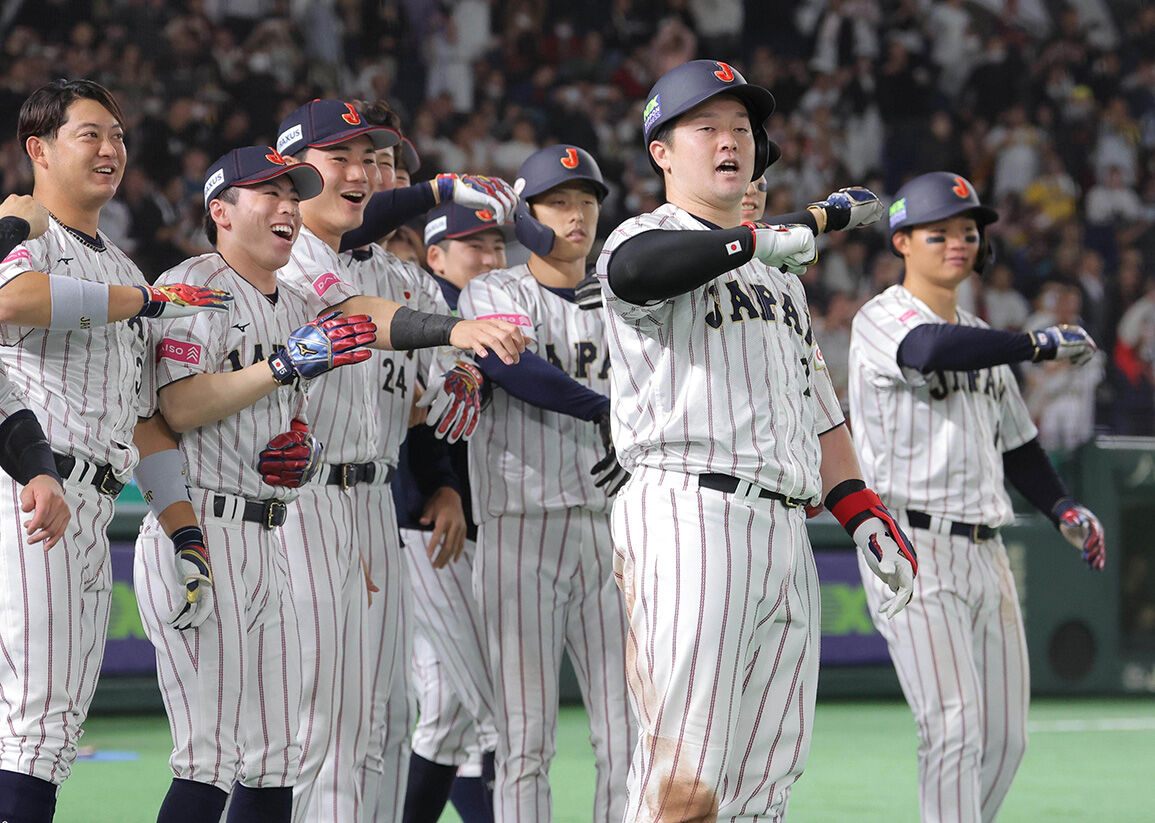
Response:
[[395, 202, 513, 823], [0, 194, 70, 552], [270, 99, 524, 823], [848, 171, 1106, 823], [595, 60, 916, 821], [0, 79, 232, 823], [458, 144, 636, 823], [740, 171, 769, 222], [133, 147, 379, 823]]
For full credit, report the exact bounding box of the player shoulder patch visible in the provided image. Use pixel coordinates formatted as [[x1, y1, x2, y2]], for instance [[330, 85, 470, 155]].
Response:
[[477, 313, 532, 328], [2, 248, 31, 266], [813, 344, 827, 370], [158, 338, 202, 365], [899, 309, 918, 323], [312, 271, 343, 297]]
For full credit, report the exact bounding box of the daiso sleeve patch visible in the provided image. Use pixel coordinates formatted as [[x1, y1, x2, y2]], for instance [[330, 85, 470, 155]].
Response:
[[312, 271, 344, 297], [477, 313, 533, 328], [157, 337, 202, 365]]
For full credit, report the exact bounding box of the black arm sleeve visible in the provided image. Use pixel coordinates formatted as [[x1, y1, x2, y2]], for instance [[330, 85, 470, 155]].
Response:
[[896, 324, 1037, 373], [339, 183, 438, 251], [606, 227, 755, 305], [0, 409, 61, 485], [1002, 437, 1070, 525], [0, 217, 31, 261], [407, 423, 462, 497]]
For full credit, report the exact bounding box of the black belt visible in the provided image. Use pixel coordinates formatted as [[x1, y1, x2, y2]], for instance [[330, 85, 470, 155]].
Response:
[[698, 473, 806, 508], [906, 509, 998, 542], [325, 462, 395, 490], [54, 453, 125, 496], [212, 494, 287, 530]]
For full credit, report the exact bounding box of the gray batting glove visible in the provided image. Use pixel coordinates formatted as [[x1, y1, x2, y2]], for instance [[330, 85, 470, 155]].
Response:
[[744, 223, 818, 275], [1030, 325, 1098, 367]]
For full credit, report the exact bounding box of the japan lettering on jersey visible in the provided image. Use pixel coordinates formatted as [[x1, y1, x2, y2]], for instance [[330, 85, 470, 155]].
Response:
[[277, 227, 379, 464], [151, 253, 313, 500], [459, 264, 611, 518], [848, 284, 1037, 525], [595, 204, 842, 501], [0, 220, 152, 474]]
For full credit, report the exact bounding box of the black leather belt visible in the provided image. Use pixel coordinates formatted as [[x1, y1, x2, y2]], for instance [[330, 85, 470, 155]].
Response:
[[325, 462, 396, 490], [212, 494, 287, 530], [698, 473, 806, 508], [54, 453, 125, 496], [906, 509, 998, 542]]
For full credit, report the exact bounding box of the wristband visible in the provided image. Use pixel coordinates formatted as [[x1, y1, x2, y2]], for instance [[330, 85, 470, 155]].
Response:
[[0, 216, 31, 259], [824, 478, 885, 535], [48, 275, 111, 330], [133, 448, 192, 518], [390, 306, 460, 350], [0, 409, 61, 486], [170, 524, 208, 562]]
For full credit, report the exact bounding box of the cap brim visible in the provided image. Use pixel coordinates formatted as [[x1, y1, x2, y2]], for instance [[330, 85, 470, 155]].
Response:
[[400, 138, 421, 173], [231, 163, 324, 202], [444, 221, 516, 242], [310, 125, 401, 151], [727, 84, 776, 126]]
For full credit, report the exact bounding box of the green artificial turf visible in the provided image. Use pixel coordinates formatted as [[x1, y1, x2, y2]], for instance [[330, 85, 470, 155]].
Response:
[[56, 698, 1155, 821]]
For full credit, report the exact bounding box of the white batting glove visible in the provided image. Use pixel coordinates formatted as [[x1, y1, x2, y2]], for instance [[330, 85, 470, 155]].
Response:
[[1030, 325, 1098, 367], [808, 186, 885, 231], [853, 518, 917, 618], [417, 362, 484, 443], [1052, 498, 1106, 570], [742, 222, 817, 275], [167, 526, 214, 631], [434, 174, 518, 225], [827, 480, 918, 619]]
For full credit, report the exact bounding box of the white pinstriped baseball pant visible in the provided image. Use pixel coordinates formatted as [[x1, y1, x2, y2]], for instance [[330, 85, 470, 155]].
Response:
[[859, 518, 1029, 823], [0, 477, 117, 785], [612, 467, 820, 822]]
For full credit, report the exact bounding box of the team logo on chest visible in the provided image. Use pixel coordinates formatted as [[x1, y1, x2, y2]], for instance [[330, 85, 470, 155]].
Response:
[[703, 277, 809, 342], [927, 368, 1007, 401]]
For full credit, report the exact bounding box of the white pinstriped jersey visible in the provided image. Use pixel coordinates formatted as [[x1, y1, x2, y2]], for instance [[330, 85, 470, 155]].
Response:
[[151, 253, 319, 500], [353, 246, 448, 464], [595, 204, 843, 501], [278, 227, 385, 464], [0, 219, 153, 474], [459, 264, 612, 518], [848, 284, 1038, 526]]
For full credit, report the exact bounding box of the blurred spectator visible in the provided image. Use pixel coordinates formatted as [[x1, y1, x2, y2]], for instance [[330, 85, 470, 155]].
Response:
[[984, 262, 1031, 332], [1112, 274, 1155, 435], [813, 289, 857, 413]]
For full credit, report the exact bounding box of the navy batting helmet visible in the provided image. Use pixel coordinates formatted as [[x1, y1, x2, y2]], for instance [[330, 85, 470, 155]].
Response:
[[642, 59, 782, 181], [513, 145, 608, 257], [888, 172, 999, 273]]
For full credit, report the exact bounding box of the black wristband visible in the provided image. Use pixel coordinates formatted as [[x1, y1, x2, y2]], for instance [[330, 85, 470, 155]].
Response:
[[0, 409, 62, 486], [170, 525, 204, 552], [390, 307, 460, 350], [0, 216, 31, 260], [823, 477, 866, 512], [267, 347, 296, 385]]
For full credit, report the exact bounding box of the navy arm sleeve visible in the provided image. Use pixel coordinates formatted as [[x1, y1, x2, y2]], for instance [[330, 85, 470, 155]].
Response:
[[1002, 437, 1070, 526], [407, 423, 462, 497], [606, 227, 756, 305], [475, 348, 610, 421], [0, 217, 31, 260], [896, 324, 1038, 373], [340, 183, 438, 251]]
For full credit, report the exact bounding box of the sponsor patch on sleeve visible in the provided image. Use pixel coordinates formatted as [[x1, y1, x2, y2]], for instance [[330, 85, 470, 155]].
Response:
[[312, 271, 343, 297], [157, 338, 202, 365], [1, 248, 31, 265], [899, 309, 918, 323], [477, 313, 532, 328]]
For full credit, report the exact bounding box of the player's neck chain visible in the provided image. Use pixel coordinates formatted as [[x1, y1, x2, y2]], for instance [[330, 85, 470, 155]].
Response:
[[48, 211, 105, 253]]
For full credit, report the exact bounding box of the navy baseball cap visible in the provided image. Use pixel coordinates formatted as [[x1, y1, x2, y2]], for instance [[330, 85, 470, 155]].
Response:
[[424, 203, 514, 246], [203, 146, 323, 209], [276, 99, 400, 157], [399, 137, 421, 173]]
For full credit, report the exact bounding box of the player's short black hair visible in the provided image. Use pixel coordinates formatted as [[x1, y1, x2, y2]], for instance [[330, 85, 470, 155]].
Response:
[[203, 186, 241, 246], [17, 79, 125, 149], [354, 99, 402, 132]]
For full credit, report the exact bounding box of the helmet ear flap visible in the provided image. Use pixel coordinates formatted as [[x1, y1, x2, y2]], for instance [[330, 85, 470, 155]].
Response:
[[513, 197, 556, 257], [974, 229, 995, 275]]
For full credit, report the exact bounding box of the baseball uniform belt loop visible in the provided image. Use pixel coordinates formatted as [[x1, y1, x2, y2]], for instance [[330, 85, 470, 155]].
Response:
[[325, 461, 396, 489], [906, 509, 998, 541], [52, 452, 126, 497], [697, 473, 806, 508]]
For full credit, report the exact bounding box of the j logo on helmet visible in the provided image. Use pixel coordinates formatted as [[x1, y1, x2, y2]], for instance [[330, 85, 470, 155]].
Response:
[[560, 148, 579, 169], [952, 176, 969, 198], [714, 62, 735, 82]]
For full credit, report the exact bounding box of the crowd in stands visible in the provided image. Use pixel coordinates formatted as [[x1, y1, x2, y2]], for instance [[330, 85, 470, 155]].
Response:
[[2, 0, 1153, 447]]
